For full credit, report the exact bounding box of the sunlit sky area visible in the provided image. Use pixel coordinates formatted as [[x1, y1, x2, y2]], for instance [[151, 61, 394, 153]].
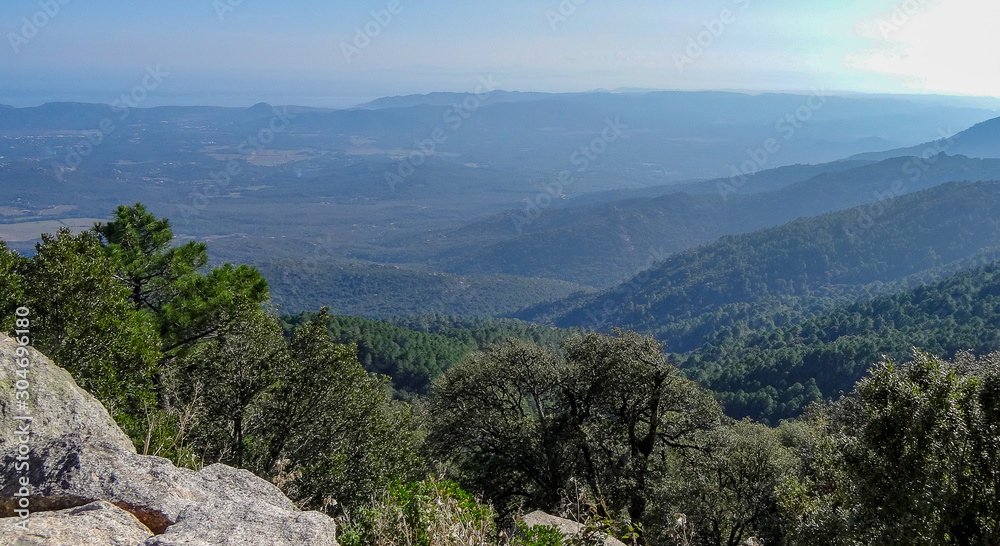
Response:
[[1, 0, 997, 107]]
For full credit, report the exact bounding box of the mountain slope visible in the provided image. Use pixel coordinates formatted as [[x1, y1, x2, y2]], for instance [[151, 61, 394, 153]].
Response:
[[258, 260, 594, 318], [559, 159, 877, 207], [521, 181, 1000, 351], [689, 261, 1000, 422], [395, 154, 1000, 287], [851, 115, 1000, 161]]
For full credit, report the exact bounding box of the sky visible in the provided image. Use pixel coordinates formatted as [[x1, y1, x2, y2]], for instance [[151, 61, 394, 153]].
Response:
[[1, 0, 998, 107]]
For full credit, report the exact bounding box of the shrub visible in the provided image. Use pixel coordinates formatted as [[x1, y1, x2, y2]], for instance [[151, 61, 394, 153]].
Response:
[[339, 477, 496, 546]]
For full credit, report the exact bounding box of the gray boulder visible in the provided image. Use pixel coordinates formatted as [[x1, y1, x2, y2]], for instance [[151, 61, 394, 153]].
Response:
[[0, 501, 153, 545], [1, 436, 303, 533], [521, 510, 628, 546], [147, 498, 340, 546], [0, 334, 338, 545], [0, 334, 134, 454]]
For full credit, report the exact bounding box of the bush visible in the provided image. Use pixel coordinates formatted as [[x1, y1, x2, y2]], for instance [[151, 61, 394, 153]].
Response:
[[339, 477, 496, 546]]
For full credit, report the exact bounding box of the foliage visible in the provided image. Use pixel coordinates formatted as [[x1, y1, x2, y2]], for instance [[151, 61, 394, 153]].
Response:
[[339, 477, 496, 546], [252, 309, 423, 514], [175, 303, 291, 467], [510, 522, 565, 546], [1, 205, 420, 515], [0, 241, 24, 332], [778, 350, 1000, 544], [692, 261, 1000, 421], [22, 228, 161, 441], [94, 203, 270, 358], [651, 421, 795, 546], [93, 203, 208, 313], [428, 330, 725, 541], [88, 203, 271, 455], [845, 351, 1000, 543], [280, 312, 583, 397]]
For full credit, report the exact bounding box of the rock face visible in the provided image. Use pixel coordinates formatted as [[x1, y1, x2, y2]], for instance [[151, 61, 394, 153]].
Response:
[[521, 510, 628, 546], [0, 334, 133, 453], [0, 334, 339, 545], [0, 501, 154, 546]]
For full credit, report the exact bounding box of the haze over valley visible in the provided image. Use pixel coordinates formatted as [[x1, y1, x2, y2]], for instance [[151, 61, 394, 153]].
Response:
[[5, 0, 1000, 543]]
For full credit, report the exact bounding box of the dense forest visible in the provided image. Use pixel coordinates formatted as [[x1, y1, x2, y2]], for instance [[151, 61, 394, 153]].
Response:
[[260, 260, 591, 317], [527, 181, 1000, 351], [2, 204, 999, 544], [280, 312, 582, 395], [687, 262, 1000, 421]]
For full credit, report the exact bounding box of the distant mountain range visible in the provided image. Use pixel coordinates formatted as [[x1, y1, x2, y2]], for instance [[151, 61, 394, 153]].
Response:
[[4, 91, 1000, 321]]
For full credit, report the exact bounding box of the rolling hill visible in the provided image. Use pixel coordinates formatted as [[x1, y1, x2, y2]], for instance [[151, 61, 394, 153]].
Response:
[[687, 261, 1000, 422], [391, 154, 1000, 287], [519, 181, 1000, 352], [851, 115, 1000, 161]]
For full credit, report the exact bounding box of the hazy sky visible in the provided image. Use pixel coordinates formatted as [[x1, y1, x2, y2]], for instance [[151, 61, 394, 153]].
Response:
[[1, 0, 997, 107]]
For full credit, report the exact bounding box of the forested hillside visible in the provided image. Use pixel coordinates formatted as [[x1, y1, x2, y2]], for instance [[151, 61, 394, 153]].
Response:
[[852, 114, 1000, 161], [559, 159, 876, 207], [280, 313, 582, 395], [686, 261, 1000, 422], [401, 154, 1000, 287], [259, 260, 592, 317], [527, 181, 1000, 351], [4, 203, 1000, 544]]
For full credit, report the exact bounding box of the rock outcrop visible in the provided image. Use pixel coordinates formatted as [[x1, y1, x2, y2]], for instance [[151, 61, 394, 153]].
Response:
[[0, 334, 339, 545], [0, 501, 154, 545], [521, 510, 628, 546], [0, 335, 133, 453]]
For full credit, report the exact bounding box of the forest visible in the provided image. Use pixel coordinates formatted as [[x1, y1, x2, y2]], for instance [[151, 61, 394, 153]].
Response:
[[2, 203, 999, 545], [528, 181, 1000, 351]]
